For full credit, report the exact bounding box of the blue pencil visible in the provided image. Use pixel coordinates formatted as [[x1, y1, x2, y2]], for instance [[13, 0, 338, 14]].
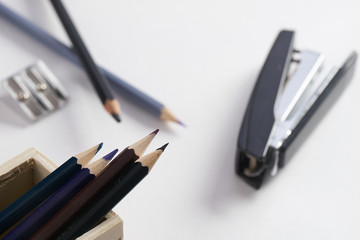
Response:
[[3, 149, 118, 240], [0, 143, 103, 235], [54, 145, 167, 240], [0, 3, 182, 125]]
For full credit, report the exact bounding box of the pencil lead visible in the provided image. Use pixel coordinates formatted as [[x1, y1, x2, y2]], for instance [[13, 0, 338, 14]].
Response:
[[102, 149, 118, 161], [160, 106, 181, 124], [112, 113, 121, 123], [96, 142, 103, 154], [137, 146, 167, 172], [151, 129, 159, 135], [129, 130, 158, 157], [75, 143, 103, 167], [87, 151, 114, 175], [157, 143, 169, 151], [177, 120, 186, 127]]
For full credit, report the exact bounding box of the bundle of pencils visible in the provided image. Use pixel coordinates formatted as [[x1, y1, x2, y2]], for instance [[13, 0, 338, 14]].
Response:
[[0, 130, 167, 240]]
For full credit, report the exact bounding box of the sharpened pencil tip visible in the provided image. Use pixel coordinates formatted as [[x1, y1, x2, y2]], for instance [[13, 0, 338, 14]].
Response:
[[151, 129, 159, 135], [157, 143, 169, 151], [96, 143, 103, 154], [103, 149, 118, 160], [177, 120, 186, 127], [112, 113, 121, 122]]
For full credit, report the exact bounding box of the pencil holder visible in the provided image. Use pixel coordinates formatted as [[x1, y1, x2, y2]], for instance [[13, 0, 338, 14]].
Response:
[[0, 148, 124, 240]]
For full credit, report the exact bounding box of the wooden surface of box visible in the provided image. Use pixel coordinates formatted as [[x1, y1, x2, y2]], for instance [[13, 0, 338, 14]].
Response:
[[0, 148, 124, 240]]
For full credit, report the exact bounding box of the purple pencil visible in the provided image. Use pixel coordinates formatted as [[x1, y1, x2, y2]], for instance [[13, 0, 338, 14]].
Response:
[[3, 149, 119, 240]]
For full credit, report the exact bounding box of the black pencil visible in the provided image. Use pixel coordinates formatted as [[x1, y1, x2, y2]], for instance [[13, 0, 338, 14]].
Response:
[[30, 130, 159, 240], [0, 143, 102, 235], [50, 0, 121, 122], [53, 144, 168, 240], [3, 149, 117, 240]]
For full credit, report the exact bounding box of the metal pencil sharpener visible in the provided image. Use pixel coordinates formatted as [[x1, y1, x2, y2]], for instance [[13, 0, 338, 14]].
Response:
[[2, 60, 69, 121]]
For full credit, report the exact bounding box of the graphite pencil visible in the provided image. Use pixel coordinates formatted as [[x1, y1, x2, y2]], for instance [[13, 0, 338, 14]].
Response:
[[3, 149, 118, 240], [54, 144, 168, 240], [49, 0, 121, 122], [31, 130, 159, 240], [0, 3, 182, 125], [0, 143, 103, 235]]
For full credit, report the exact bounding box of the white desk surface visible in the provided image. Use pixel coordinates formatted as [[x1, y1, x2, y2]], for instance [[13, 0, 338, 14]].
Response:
[[1, 0, 360, 239]]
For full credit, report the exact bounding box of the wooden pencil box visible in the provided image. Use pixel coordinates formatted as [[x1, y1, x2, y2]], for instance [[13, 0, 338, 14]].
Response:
[[0, 148, 124, 240]]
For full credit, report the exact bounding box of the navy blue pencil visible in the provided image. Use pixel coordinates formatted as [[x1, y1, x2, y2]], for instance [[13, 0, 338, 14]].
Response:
[[3, 149, 118, 240], [0, 143, 103, 235], [0, 3, 182, 125], [54, 144, 167, 239]]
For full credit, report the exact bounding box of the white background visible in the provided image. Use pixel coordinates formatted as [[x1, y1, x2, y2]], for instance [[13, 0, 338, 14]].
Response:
[[1, 0, 360, 239]]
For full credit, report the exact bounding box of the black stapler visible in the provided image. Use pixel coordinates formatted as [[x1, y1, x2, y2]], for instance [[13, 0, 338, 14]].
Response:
[[236, 30, 357, 189]]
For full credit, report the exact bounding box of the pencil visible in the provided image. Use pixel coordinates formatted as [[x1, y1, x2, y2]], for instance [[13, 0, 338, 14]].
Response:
[[0, 143, 102, 235], [31, 130, 159, 240], [54, 144, 167, 240], [49, 0, 121, 122], [3, 149, 118, 240], [0, 3, 182, 125]]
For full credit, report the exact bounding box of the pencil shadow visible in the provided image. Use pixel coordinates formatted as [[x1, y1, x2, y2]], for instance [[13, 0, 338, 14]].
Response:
[[17, 2, 177, 133], [203, 73, 259, 213], [0, 13, 91, 90], [115, 92, 180, 135], [0, 15, 178, 134]]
